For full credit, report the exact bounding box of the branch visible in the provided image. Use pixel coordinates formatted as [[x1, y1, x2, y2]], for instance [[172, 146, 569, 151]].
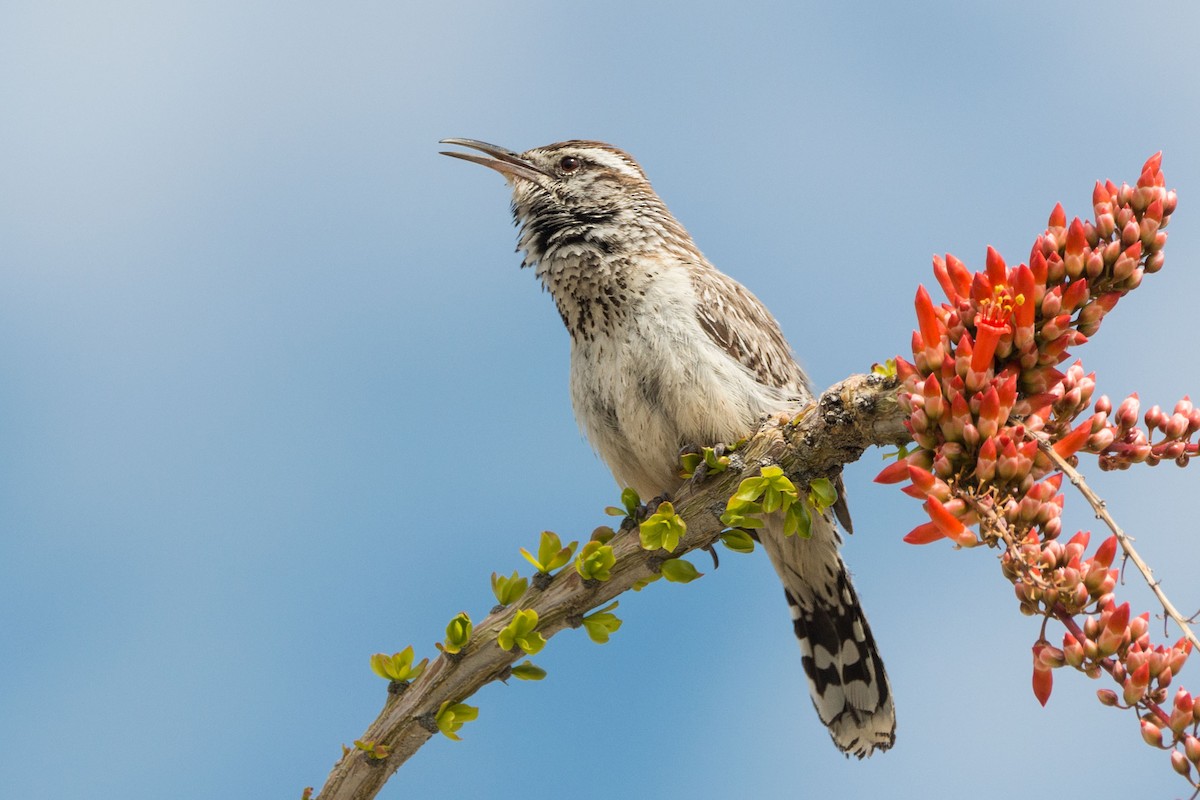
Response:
[[315, 373, 909, 800], [1036, 435, 1200, 652]]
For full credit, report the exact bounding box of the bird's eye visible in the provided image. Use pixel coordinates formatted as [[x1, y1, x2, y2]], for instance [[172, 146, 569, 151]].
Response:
[[558, 155, 581, 174]]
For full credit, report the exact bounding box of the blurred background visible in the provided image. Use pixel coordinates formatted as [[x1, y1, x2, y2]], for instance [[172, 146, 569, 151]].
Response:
[[2, 2, 1199, 797]]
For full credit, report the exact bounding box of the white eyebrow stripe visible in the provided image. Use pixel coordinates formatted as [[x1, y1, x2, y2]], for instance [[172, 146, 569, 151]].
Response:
[[580, 148, 644, 180]]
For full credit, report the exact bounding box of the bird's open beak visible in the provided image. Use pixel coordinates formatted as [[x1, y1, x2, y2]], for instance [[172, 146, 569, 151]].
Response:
[[439, 138, 550, 184]]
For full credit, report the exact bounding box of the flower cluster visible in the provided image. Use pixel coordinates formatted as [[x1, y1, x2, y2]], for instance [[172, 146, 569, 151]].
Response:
[[879, 153, 1200, 791], [1080, 392, 1200, 470]]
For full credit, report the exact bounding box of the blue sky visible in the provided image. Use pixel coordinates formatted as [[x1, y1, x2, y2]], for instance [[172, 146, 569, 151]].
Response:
[[2, 2, 1199, 798]]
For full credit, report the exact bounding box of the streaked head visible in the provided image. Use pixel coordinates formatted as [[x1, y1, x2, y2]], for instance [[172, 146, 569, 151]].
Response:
[[440, 138, 683, 265]]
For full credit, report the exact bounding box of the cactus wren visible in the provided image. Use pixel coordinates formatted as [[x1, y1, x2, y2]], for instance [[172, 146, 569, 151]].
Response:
[[441, 138, 895, 757]]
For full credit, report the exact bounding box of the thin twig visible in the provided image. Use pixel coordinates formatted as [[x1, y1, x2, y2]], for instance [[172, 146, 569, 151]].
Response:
[[1035, 435, 1200, 653]]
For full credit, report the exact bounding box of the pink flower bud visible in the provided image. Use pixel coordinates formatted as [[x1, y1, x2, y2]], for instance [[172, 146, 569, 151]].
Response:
[[1127, 614, 1149, 643], [1042, 515, 1063, 539], [1174, 395, 1195, 416], [1140, 210, 1161, 250], [1097, 602, 1130, 656], [1096, 688, 1119, 706], [1121, 219, 1141, 248], [1048, 202, 1066, 229], [946, 254, 973, 299], [1064, 219, 1088, 279], [1141, 151, 1164, 182], [975, 437, 998, 483], [961, 422, 980, 449], [1170, 689, 1194, 735], [1124, 673, 1148, 706], [914, 285, 945, 364], [1117, 394, 1141, 429], [921, 374, 945, 421], [1170, 640, 1192, 676], [894, 356, 918, 383], [1171, 750, 1191, 777], [1141, 719, 1163, 747], [909, 407, 930, 436], [1087, 427, 1115, 451], [1031, 644, 1054, 706], [1062, 632, 1086, 668], [1045, 251, 1065, 284], [1061, 277, 1090, 313], [932, 255, 958, 303], [985, 246, 1007, 287], [1165, 413, 1189, 439], [1185, 734, 1200, 763], [1117, 183, 1134, 208], [1094, 537, 1118, 568], [1066, 530, 1090, 552]]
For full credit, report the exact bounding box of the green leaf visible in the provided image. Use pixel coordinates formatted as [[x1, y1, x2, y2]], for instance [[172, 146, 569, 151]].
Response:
[[719, 530, 756, 554], [872, 358, 897, 378], [638, 501, 687, 552], [576, 540, 616, 581], [719, 503, 764, 529], [581, 602, 623, 643], [732, 477, 767, 504], [678, 451, 701, 478], [520, 631, 546, 655], [590, 525, 616, 544], [436, 700, 479, 741], [660, 557, 702, 583], [442, 612, 473, 654], [545, 531, 578, 572], [761, 485, 784, 513], [784, 500, 812, 538], [621, 487, 641, 516], [702, 447, 729, 473], [521, 531, 578, 574], [724, 467, 799, 530], [510, 661, 547, 681], [353, 739, 390, 759], [369, 646, 427, 682], [490, 571, 529, 606], [369, 652, 392, 680], [536, 531, 561, 570], [498, 609, 545, 655], [807, 477, 838, 512], [631, 572, 662, 591], [519, 547, 546, 572]]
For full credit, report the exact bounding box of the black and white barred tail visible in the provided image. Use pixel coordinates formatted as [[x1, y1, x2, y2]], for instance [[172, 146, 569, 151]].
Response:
[[760, 513, 895, 758]]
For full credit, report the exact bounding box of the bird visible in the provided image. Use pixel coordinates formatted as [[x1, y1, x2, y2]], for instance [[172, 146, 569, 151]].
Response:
[[440, 138, 895, 758]]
